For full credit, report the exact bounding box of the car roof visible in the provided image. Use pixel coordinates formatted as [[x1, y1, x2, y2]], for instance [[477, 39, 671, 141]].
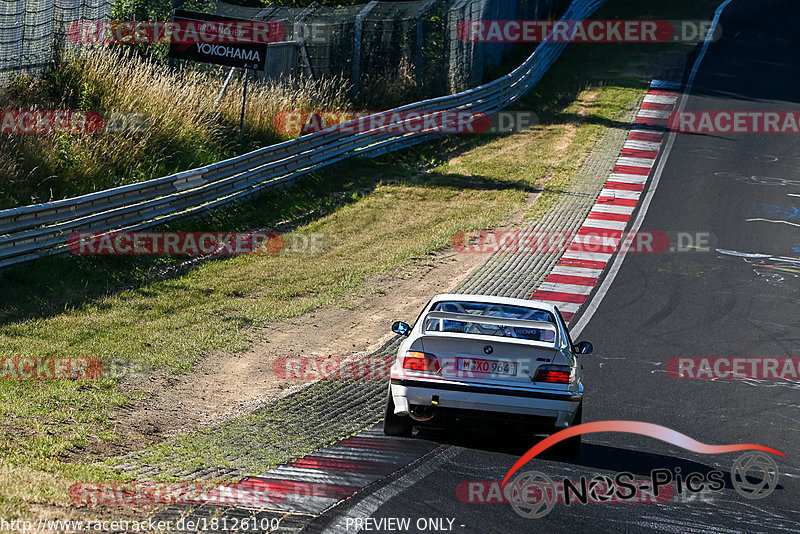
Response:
[[428, 293, 559, 314]]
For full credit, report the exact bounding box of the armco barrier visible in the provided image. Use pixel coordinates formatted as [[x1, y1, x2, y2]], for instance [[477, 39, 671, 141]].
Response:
[[0, 0, 606, 269]]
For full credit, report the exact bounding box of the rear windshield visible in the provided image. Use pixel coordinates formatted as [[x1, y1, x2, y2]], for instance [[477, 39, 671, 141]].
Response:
[[423, 301, 557, 342]]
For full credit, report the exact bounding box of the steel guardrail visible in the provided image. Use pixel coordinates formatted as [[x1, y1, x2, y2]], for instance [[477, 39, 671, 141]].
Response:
[[0, 0, 606, 268]]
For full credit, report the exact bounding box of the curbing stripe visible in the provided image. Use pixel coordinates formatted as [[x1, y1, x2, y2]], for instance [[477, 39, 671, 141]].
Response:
[[531, 290, 588, 304], [623, 139, 662, 151], [290, 457, 398, 475], [590, 204, 635, 214], [537, 282, 595, 295], [609, 173, 649, 184], [637, 109, 672, 119], [235, 423, 439, 513], [613, 164, 651, 175], [535, 301, 582, 313], [600, 188, 641, 198], [544, 274, 598, 287], [640, 101, 674, 111], [603, 181, 646, 191], [615, 156, 656, 168], [628, 131, 664, 142], [560, 250, 613, 262], [645, 88, 679, 96], [531, 80, 680, 325], [621, 148, 659, 159], [596, 196, 640, 207], [576, 219, 628, 231], [550, 265, 604, 277], [587, 211, 631, 222], [643, 94, 678, 105], [557, 257, 609, 270]]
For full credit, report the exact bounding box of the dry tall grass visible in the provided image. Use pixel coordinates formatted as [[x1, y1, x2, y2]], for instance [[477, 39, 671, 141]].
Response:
[[0, 46, 350, 209]]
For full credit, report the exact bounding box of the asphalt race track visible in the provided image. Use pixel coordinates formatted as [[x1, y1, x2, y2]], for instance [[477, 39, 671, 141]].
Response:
[[305, 1, 800, 532]]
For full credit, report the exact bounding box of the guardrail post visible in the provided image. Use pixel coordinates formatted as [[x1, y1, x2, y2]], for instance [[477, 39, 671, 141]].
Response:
[[352, 1, 379, 96]]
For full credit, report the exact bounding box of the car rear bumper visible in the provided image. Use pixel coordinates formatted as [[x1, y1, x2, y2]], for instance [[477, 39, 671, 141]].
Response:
[[390, 378, 582, 430]]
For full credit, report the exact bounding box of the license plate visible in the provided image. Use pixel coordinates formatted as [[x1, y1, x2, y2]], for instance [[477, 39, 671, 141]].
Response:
[[457, 357, 517, 376]]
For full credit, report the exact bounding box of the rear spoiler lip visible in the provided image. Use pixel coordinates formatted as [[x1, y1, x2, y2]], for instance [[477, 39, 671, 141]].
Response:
[[418, 331, 560, 350]]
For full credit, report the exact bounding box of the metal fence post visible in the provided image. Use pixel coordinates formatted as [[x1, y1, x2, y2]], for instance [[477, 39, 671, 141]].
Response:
[[294, 2, 319, 78], [352, 0, 378, 96], [447, 0, 471, 93], [416, 0, 438, 93]]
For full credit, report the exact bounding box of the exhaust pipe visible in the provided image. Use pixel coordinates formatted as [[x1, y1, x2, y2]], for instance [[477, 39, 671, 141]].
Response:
[[409, 395, 439, 422], [409, 405, 435, 421]]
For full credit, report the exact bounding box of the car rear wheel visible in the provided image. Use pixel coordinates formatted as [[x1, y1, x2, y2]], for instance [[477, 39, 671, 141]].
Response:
[[383, 386, 413, 437], [554, 402, 582, 457]]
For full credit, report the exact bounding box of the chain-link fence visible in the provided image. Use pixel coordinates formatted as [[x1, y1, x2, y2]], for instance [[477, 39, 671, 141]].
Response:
[[1, 0, 570, 95], [449, 0, 570, 90], [0, 0, 112, 81]]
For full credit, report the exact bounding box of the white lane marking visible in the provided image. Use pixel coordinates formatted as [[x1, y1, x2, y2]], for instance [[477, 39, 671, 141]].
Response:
[[616, 156, 656, 168], [590, 204, 636, 215], [537, 282, 595, 295], [637, 109, 672, 119], [571, 0, 734, 338], [609, 173, 650, 184], [325, 448, 461, 534], [550, 265, 604, 277], [561, 250, 613, 262], [624, 139, 663, 151], [788, 193, 800, 197], [643, 94, 678, 105], [598, 188, 642, 199], [746, 218, 800, 227]]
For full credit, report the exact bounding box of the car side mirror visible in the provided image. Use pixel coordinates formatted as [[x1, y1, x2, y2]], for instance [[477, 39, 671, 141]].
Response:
[[575, 341, 593, 355], [392, 321, 411, 336]]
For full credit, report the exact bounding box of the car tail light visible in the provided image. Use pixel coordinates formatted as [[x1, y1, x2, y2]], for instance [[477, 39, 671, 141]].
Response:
[[533, 365, 572, 384], [403, 351, 441, 374]]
